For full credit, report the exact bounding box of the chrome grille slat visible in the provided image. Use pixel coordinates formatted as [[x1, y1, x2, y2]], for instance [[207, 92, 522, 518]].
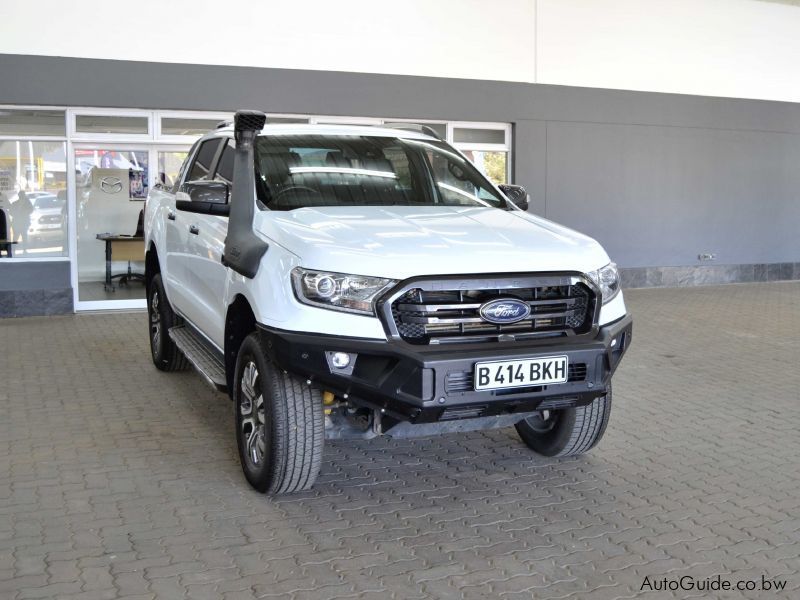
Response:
[[400, 309, 581, 325], [385, 275, 596, 345], [395, 297, 580, 313]]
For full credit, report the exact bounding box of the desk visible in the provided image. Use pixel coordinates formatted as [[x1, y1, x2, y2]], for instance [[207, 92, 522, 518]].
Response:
[[0, 239, 17, 258], [96, 234, 145, 291]]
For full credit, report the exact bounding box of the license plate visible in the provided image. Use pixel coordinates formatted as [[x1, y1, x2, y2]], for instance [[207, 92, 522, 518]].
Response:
[[474, 355, 569, 391]]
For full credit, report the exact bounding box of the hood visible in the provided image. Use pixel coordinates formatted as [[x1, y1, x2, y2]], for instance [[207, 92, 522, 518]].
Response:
[[255, 206, 610, 280]]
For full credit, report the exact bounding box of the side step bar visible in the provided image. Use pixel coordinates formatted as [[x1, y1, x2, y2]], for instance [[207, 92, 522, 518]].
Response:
[[169, 325, 227, 392]]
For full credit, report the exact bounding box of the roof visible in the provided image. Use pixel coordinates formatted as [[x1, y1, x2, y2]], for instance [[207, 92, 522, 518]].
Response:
[[213, 122, 437, 140]]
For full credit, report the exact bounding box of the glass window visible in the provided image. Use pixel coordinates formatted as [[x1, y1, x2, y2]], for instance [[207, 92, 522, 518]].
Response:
[[453, 127, 505, 145], [266, 117, 310, 124], [161, 117, 227, 136], [75, 115, 149, 135], [0, 140, 68, 257], [422, 143, 503, 206], [0, 109, 66, 136], [157, 151, 189, 191], [461, 150, 507, 185], [254, 135, 507, 211], [186, 139, 222, 182], [213, 141, 234, 186]]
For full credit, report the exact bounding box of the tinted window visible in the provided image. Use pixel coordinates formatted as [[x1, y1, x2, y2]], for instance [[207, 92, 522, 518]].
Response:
[[171, 144, 196, 193], [253, 135, 506, 211], [186, 138, 222, 182], [213, 140, 234, 186]]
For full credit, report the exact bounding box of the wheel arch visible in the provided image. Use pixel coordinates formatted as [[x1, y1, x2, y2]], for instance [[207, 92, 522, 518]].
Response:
[[225, 294, 258, 393], [145, 242, 160, 294]]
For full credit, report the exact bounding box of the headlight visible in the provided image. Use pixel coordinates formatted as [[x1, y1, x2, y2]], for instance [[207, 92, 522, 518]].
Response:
[[291, 268, 397, 315], [587, 262, 620, 304]]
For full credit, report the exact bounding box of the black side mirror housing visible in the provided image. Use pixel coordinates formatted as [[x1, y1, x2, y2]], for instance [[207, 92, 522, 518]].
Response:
[[176, 181, 230, 216], [498, 184, 529, 211]]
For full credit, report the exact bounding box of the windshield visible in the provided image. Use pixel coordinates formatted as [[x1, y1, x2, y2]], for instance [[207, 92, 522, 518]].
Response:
[[254, 135, 508, 211], [34, 196, 63, 209]]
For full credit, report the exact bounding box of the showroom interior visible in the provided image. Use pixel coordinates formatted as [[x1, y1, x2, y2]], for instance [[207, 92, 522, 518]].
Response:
[[1, 1, 799, 599]]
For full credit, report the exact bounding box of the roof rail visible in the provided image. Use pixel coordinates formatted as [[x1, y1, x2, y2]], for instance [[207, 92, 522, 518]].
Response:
[[381, 122, 443, 140], [216, 120, 233, 129]]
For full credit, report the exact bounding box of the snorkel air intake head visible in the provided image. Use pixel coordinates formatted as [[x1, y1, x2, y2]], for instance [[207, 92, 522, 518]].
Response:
[[222, 110, 268, 279]]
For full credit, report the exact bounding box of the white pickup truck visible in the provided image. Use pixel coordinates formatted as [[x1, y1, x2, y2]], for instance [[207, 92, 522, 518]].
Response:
[[144, 111, 632, 495]]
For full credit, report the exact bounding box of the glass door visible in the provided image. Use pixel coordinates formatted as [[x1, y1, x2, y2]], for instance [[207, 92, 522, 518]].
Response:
[[72, 145, 151, 308], [70, 144, 191, 310]]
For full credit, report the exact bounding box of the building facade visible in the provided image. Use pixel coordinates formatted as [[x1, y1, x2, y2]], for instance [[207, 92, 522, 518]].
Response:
[[1, 0, 799, 316]]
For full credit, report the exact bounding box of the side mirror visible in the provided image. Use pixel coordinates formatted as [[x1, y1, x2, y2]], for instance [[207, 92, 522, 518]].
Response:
[[176, 181, 230, 216], [498, 184, 529, 211]]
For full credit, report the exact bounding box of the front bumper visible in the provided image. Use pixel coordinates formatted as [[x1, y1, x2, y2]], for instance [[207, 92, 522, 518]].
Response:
[[257, 314, 632, 424]]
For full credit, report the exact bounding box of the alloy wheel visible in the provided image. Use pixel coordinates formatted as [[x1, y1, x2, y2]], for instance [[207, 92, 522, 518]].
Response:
[[149, 289, 161, 356], [240, 361, 267, 466]]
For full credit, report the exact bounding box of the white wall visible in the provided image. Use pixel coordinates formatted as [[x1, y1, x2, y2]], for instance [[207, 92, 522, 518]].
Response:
[[537, 0, 800, 103], [2, 0, 800, 103], [0, 0, 536, 83]]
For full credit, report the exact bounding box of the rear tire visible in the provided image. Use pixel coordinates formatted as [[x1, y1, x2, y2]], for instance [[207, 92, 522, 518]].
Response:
[[148, 273, 188, 372], [515, 386, 612, 457], [234, 333, 324, 494]]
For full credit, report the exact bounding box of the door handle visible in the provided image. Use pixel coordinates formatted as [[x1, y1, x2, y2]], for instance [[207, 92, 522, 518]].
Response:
[[167, 211, 176, 221], [189, 224, 200, 235]]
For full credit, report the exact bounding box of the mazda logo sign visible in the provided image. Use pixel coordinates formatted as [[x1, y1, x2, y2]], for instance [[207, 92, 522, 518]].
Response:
[[99, 176, 123, 194], [479, 298, 532, 325]]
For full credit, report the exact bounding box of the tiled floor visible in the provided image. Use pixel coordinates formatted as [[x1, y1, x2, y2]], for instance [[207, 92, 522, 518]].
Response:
[[1, 283, 798, 599]]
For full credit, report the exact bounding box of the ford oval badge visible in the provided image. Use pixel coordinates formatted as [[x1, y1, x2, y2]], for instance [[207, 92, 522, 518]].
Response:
[[479, 298, 531, 324]]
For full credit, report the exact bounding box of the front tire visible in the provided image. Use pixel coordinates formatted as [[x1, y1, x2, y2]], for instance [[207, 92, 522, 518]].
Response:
[[234, 333, 324, 494], [147, 273, 188, 372], [515, 386, 612, 457]]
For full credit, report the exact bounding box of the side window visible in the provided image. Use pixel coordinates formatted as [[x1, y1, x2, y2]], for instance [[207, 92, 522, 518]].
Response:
[[171, 141, 198, 193], [426, 149, 500, 206], [213, 140, 234, 187], [186, 138, 223, 182]]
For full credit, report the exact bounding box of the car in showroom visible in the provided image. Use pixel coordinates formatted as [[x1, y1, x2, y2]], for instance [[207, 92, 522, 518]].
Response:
[[144, 111, 632, 495], [27, 192, 66, 241]]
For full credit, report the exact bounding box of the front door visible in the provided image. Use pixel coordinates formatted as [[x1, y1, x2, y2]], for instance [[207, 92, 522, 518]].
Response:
[[171, 137, 229, 347]]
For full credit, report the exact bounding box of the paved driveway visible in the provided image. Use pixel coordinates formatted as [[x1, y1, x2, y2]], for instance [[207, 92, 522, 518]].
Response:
[[1, 283, 799, 599]]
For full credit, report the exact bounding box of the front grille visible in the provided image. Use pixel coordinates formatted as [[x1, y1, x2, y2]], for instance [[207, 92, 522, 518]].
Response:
[[387, 276, 595, 345]]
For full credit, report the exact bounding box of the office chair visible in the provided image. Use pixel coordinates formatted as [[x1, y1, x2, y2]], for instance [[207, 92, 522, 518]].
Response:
[[0, 208, 10, 257], [117, 209, 146, 286]]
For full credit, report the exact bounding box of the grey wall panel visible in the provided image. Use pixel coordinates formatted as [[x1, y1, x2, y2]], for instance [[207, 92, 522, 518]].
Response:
[[0, 261, 71, 291], [4, 54, 800, 134], [0, 261, 73, 316], [0, 53, 798, 269], [544, 122, 800, 267], [511, 120, 547, 215]]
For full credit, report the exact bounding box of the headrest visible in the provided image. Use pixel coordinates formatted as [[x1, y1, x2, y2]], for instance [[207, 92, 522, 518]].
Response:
[[325, 152, 351, 168]]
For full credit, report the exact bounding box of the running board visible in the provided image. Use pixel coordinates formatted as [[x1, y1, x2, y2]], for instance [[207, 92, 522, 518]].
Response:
[[169, 325, 227, 392]]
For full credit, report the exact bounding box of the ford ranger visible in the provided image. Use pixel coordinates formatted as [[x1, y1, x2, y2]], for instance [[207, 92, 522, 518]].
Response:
[[144, 111, 632, 495]]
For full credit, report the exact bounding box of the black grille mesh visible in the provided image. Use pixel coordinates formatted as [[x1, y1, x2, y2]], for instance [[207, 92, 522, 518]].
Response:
[[391, 283, 593, 345]]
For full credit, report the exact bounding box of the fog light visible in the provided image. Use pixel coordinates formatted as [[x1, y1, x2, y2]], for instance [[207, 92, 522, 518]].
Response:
[[611, 338, 617, 348], [331, 352, 351, 369]]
